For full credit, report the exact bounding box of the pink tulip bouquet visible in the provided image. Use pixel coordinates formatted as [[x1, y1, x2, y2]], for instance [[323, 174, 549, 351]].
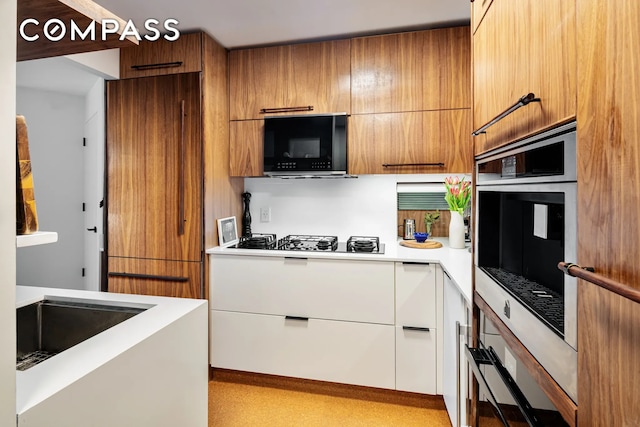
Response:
[[444, 176, 471, 215]]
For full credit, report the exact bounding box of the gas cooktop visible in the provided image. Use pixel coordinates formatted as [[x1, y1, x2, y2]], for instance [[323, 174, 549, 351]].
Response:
[[234, 234, 385, 254]]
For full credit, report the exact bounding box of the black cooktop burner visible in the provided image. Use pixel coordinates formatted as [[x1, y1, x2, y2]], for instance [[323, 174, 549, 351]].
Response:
[[234, 234, 385, 254], [236, 233, 277, 250], [277, 235, 339, 251]]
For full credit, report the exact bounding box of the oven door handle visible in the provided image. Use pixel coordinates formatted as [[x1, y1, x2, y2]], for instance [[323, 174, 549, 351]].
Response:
[[465, 345, 543, 427]]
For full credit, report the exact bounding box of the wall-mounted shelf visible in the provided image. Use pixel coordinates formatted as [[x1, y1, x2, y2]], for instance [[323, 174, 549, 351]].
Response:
[[16, 231, 59, 248]]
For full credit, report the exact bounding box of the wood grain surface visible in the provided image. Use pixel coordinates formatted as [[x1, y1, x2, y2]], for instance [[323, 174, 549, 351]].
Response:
[[471, 0, 494, 34], [106, 73, 202, 263], [201, 33, 244, 263], [473, 0, 576, 155], [16, 115, 39, 234], [475, 293, 577, 427], [17, 0, 138, 61], [351, 26, 471, 114], [397, 210, 451, 238], [351, 27, 470, 114], [230, 120, 263, 177], [119, 32, 202, 79], [349, 109, 472, 175], [399, 240, 443, 249], [576, 0, 640, 425], [107, 256, 201, 298], [229, 39, 351, 120]]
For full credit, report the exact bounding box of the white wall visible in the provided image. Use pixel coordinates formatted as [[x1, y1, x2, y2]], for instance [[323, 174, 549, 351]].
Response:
[[244, 174, 452, 244], [0, 0, 17, 424], [16, 88, 86, 289]]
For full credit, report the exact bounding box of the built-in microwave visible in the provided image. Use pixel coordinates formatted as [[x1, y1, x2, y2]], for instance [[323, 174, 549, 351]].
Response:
[[263, 113, 347, 176]]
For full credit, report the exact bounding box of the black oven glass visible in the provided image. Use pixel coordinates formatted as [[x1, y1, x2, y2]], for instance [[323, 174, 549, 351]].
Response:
[[264, 114, 347, 173], [477, 139, 565, 181], [478, 191, 565, 337]]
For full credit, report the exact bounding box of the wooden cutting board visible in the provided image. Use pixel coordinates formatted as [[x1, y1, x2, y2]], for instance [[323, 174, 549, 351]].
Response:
[[16, 115, 39, 235], [399, 239, 443, 249]]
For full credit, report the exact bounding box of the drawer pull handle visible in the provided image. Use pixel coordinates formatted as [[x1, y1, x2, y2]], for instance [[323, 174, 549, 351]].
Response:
[[130, 61, 184, 71], [260, 106, 314, 114], [108, 272, 188, 282], [402, 326, 430, 332], [285, 316, 309, 321], [382, 162, 445, 168], [402, 261, 431, 265], [472, 93, 540, 136], [284, 257, 308, 261]]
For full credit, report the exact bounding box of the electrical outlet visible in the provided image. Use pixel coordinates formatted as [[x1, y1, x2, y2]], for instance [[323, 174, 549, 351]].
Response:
[[260, 207, 271, 222], [504, 346, 517, 381]]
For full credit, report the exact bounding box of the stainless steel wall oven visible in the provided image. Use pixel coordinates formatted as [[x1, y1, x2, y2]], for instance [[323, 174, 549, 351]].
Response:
[[474, 122, 578, 406]]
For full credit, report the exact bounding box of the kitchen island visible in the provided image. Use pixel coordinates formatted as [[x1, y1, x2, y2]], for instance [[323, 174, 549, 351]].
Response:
[[16, 286, 208, 427]]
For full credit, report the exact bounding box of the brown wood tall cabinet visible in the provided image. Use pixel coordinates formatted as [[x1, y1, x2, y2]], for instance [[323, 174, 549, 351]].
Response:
[[576, 0, 640, 425], [106, 32, 243, 299], [472, 0, 576, 155]]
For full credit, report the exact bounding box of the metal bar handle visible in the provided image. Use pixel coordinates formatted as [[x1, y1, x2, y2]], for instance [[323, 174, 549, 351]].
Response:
[[285, 316, 309, 321], [558, 262, 640, 304], [382, 162, 445, 168], [260, 106, 314, 114], [108, 272, 188, 282], [402, 326, 430, 332], [130, 61, 183, 71], [178, 100, 186, 236], [472, 93, 541, 136]]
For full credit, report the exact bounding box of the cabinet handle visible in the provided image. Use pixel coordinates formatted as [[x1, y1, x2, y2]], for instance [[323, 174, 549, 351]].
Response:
[[402, 326, 430, 332], [382, 162, 445, 168], [108, 272, 188, 282], [472, 93, 540, 136], [285, 316, 309, 321], [259, 106, 314, 114], [284, 257, 308, 261], [130, 61, 183, 71], [456, 321, 462, 427], [402, 261, 430, 265], [178, 99, 186, 236]]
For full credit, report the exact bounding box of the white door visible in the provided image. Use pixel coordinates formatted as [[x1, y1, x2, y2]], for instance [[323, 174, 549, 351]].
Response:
[[83, 79, 104, 291]]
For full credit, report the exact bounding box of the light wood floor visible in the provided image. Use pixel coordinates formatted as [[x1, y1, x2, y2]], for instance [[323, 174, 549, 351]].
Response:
[[208, 370, 452, 427]]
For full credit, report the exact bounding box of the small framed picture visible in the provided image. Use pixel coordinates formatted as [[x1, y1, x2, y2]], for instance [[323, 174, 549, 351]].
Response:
[[217, 216, 239, 248]]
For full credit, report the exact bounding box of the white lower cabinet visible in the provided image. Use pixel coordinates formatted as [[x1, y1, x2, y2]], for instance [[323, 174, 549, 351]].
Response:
[[395, 326, 437, 394], [211, 310, 396, 389]]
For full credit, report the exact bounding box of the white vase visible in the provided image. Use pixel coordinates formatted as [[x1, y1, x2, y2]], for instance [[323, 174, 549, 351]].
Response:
[[449, 211, 466, 249]]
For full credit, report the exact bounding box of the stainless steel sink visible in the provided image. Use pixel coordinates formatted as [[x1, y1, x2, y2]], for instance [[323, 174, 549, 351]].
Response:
[[17, 297, 149, 371]]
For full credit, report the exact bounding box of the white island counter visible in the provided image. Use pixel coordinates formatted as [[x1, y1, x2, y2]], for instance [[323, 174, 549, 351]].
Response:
[[16, 286, 208, 427]]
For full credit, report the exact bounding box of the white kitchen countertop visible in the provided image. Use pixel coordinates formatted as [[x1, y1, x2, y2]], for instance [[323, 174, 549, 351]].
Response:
[[207, 237, 472, 304], [15, 286, 207, 416]]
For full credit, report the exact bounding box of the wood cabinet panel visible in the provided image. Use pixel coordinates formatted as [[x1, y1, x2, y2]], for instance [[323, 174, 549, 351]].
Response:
[[119, 32, 202, 79], [107, 257, 201, 298], [230, 120, 263, 177], [349, 109, 472, 175], [106, 73, 202, 262], [577, 0, 640, 424], [471, 0, 494, 34], [229, 39, 351, 120], [473, 0, 576, 155], [351, 27, 470, 114]]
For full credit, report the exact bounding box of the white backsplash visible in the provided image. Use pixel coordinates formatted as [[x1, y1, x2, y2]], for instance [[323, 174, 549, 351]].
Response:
[[243, 174, 454, 245]]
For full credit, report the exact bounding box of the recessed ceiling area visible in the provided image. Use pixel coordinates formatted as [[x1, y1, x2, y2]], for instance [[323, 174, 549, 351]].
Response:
[[96, 0, 471, 48]]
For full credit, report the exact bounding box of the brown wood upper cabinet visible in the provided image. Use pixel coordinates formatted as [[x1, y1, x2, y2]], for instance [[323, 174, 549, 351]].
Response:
[[471, 0, 494, 34], [349, 110, 472, 175], [119, 32, 203, 79], [351, 27, 471, 114], [473, 0, 576, 155], [229, 39, 351, 120]]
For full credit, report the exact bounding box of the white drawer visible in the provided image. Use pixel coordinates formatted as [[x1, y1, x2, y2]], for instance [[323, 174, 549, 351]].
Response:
[[395, 325, 437, 394], [210, 310, 396, 389], [210, 255, 394, 324], [395, 262, 437, 328]]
